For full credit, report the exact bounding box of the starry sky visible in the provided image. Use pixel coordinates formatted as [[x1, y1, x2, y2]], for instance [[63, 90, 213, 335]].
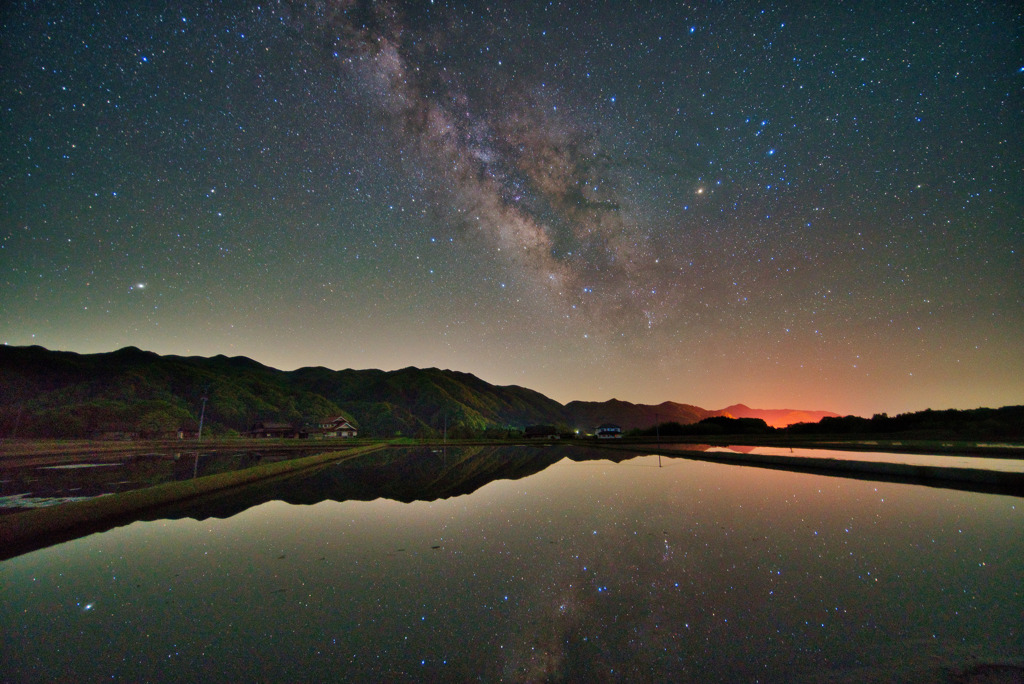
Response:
[[2, 1, 1021, 416]]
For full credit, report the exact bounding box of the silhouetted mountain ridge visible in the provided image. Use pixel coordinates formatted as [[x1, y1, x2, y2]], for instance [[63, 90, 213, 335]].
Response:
[[717, 403, 841, 428], [0, 344, 969, 439], [565, 398, 714, 431]]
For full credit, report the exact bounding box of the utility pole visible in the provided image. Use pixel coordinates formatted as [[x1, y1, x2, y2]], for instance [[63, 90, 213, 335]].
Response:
[[193, 395, 208, 479], [197, 396, 208, 441]]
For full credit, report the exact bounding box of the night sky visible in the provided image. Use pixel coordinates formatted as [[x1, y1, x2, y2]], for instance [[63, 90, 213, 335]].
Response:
[[2, 1, 1021, 416]]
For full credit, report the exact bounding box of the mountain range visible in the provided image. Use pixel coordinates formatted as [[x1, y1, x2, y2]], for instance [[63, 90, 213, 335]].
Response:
[[0, 345, 838, 438]]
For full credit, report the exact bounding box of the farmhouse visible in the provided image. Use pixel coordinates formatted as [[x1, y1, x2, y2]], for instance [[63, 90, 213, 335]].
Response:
[[596, 423, 623, 439], [320, 416, 358, 438]]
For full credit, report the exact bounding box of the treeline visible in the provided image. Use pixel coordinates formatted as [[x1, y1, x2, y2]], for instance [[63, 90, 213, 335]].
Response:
[[2, 398, 198, 440], [786, 406, 1024, 440], [632, 407, 1024, 441]]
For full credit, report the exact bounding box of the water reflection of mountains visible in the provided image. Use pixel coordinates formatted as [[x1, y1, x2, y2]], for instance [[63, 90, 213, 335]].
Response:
[[153, 442, 1024, 524], [152, 445, 629, 521]]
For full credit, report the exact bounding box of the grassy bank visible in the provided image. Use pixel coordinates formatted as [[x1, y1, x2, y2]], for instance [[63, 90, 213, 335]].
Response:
[[0, 437, 375, 460], [591, 443, 1024, 495], [609, 435, 1024, 457], [0, 442, 384, 561]]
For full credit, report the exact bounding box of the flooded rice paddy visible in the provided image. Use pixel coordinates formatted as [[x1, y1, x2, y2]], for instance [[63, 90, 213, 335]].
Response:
[[1, 445, 1021, 682], [0, 447, 329, 513]]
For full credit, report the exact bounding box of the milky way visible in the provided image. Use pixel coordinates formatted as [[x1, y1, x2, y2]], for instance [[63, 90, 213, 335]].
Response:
[[288, 0, 660, 328], [1, 1, 1021, 414]]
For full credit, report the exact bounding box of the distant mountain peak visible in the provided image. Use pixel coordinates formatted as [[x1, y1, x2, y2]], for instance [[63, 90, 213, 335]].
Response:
[[714, 404, 840, 428]]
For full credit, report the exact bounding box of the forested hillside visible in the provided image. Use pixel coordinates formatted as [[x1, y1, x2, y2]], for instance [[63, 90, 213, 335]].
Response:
[[0, 345, 565, 438]]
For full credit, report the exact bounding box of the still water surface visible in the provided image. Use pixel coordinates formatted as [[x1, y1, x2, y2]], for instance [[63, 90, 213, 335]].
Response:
[[0, 448, 329, 512], [1, 446, 1021, 682], [658, 443, 1024, 472]]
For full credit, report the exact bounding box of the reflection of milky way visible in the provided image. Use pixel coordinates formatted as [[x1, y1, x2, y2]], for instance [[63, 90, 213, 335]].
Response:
[[502, 573, 584, 680], [290, 1, 654, 323]]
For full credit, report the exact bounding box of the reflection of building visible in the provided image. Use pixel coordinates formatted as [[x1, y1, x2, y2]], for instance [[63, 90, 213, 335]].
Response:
[[525, 425, 560, 439], [247, 422, 308, 439], [596, 423, 622, 439], [320, 416, 358, 438]]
